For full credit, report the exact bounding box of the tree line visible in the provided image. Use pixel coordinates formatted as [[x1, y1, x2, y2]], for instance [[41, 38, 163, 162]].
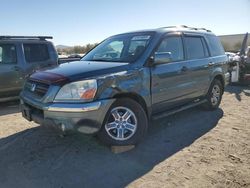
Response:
[[57, 43, 99, 55]]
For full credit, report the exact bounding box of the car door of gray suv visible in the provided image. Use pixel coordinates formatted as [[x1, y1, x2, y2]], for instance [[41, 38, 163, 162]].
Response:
[[183, 34, 211, 97], [151, 34, 197, 113], [0, 43, 22, 98], [22, 43, 55, 73]]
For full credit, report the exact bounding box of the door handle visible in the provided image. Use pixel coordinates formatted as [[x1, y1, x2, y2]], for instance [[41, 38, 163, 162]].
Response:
[[208, 62, 215, 67], [181, 66, 188, 72]]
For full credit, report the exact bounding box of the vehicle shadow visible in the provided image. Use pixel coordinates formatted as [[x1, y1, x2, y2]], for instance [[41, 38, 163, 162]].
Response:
[[0, 100, 20, 116], [0, 107, 223, 188], [225, 85, 250, 101]]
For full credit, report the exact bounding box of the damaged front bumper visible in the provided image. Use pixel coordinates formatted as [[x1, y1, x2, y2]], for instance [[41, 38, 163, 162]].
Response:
[[20, 94, 114, 134]]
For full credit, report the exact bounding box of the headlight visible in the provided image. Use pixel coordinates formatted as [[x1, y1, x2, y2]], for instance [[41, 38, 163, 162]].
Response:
[[54, 79, 97, 102]]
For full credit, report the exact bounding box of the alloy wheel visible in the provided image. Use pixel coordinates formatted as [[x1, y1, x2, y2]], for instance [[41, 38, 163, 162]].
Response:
[[105, 107, 137, 141], [211, 85, 221, 106]]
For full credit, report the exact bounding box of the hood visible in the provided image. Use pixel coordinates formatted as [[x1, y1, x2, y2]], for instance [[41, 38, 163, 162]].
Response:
[[29, 61, 129, 85]]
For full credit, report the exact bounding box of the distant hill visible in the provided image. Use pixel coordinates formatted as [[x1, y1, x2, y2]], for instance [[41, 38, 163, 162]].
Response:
[[56, 45, 71, 49]]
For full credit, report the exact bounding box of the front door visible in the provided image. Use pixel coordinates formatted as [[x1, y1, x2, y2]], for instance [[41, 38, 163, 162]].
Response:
[[151, 35, 196, 114]]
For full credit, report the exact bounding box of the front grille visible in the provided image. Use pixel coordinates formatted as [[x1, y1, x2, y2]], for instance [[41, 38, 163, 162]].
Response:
[[25, 80, 50, 98]]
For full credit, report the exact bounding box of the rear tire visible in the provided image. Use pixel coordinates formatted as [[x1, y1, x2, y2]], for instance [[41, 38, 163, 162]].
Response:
[[98, 98, 148, 146], [203, 79, 223, 110]]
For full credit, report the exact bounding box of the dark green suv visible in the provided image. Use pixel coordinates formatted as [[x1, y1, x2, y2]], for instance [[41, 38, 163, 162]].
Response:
[[0, 36, 58, 102], [20, 26, 229, 146]]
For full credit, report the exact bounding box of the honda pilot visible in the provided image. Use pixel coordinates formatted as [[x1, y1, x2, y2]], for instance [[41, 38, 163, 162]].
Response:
[[20, 26, 229, 146]]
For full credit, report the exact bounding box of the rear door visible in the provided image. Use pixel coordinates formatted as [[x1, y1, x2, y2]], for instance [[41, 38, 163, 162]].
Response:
[[183, 34, 211, 97], [23, 43, 56, 74], [0, 43, 23, 97], [151, 34, 197, 113], [206, 35, 228, 81]]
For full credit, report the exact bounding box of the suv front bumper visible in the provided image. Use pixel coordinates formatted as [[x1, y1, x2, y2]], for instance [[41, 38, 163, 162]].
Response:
[[20, 94, 115, 134]]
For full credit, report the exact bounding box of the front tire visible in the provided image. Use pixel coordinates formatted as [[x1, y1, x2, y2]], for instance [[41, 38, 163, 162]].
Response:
[[203, 79, 223, 110], [98, 98, 148, 146]]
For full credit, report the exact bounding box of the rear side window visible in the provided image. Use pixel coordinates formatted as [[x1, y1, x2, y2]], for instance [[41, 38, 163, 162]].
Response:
[[185, 36, 206, 60], [201, 38, 210, 57], [206, 35, 225, 56], [156, 36, 184, 62], [0, 44, 17, 64], [23, 44, 49, 63]]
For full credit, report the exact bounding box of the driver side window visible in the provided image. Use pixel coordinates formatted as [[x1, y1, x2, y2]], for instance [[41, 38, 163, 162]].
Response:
[[156, 36, 184, 62]]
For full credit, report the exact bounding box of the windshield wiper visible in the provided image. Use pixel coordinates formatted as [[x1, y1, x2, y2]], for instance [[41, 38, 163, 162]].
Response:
[[84, 58, 128, 63]]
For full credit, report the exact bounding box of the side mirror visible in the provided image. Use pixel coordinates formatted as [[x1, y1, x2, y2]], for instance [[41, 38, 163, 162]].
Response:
[[154, 52, 172, 65]]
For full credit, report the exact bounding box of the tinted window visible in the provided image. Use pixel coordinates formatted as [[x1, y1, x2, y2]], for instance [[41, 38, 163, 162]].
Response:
[[201, 38, 210, 57], [0, 44, 17, 64], [24, 44, 49, 63], [156, 36, 184, 62], [206, 35, 225, 56], [185, 37, 206, 59]]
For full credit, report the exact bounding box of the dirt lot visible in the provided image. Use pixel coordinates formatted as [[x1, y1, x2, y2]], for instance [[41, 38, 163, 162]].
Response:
[[0, 86, 249, 188]]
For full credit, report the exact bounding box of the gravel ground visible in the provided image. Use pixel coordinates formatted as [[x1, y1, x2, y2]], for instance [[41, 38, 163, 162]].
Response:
[[0, 85, 249, 188]]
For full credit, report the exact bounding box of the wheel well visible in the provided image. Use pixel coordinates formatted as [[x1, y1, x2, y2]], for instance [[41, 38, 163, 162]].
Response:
[[113, 93, 149, 117], [214, 75, 225, 93]]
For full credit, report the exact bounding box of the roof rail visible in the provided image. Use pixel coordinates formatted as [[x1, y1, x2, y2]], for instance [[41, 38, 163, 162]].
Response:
[[0, 36, 53, 40], [159, 25, 211, 32], [159, 25, 188, 29], [188, 27, 212, 32]]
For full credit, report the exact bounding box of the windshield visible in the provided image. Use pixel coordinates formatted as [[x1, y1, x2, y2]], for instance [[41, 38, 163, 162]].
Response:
[[82, 33, 152, 63]]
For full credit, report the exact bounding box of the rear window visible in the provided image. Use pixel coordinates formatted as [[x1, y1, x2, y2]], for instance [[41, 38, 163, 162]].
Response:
[[206, 35, 225, 56], [24, 44, 49, 63], [185, 36, 206, 60], [0, 44, 17, 64]]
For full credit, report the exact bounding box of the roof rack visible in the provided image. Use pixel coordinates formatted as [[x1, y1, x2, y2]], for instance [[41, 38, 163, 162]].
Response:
[[159, 25, 211, 32], [0, 36, 53, 40], [189, 27, 212, 32]]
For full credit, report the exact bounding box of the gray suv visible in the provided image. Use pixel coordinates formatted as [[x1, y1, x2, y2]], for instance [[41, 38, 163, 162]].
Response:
[[0, 36, 58, 102], [20, 26, 229, 146]]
